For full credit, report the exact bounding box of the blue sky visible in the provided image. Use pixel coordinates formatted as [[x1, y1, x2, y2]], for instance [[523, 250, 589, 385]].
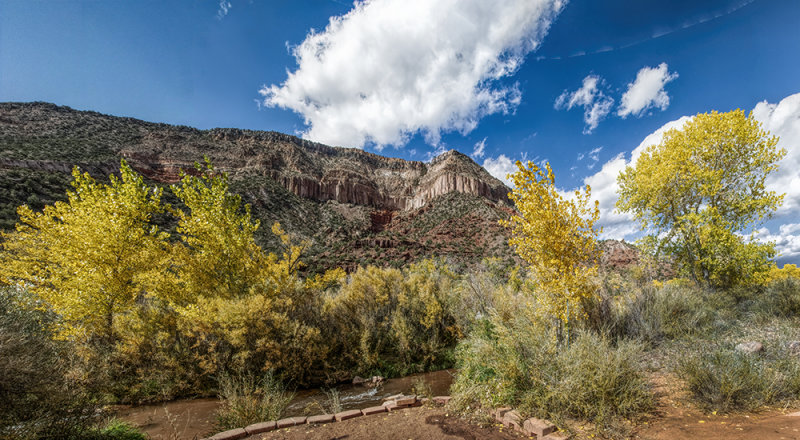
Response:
[[2, 0, 799, 263]]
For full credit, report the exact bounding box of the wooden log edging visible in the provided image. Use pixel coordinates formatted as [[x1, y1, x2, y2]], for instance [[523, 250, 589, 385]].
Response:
[[202, 394, 450, 440]]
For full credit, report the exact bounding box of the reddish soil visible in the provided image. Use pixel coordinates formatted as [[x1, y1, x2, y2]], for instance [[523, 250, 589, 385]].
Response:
[[634, 404, 800, 439], [248, 407, 525, 440], [245, 405, 800, 440]]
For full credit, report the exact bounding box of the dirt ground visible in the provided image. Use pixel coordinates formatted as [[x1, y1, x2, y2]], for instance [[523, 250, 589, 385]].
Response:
[[633, 403, 800, 439], [245, 405, 800, 440], [248, 406, 525, 440], [118, 372, 800, 439]]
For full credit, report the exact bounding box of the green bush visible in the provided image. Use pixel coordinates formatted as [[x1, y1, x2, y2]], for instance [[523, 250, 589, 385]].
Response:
[[678, 347, 800, 412], [0, 287, 102, 440], [590, 283, 729, 345], [94, 419, 148, 440], [215, 371, 294, 431], [749, 277, 800, 318], [450, 314, 653, 436]]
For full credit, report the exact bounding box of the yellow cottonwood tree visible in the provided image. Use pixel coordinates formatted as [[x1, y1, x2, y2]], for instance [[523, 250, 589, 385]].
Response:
[[501, 161, 601, 324], [169, 159, 267, 302], [0, 161, 169, 340], [616, 110, 785, 288]]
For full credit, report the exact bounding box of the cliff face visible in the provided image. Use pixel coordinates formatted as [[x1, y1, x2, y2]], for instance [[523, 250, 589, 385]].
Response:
[[0, 102, 516, 272], [120, 132, 510, 212], [0, 103, 507, 211]]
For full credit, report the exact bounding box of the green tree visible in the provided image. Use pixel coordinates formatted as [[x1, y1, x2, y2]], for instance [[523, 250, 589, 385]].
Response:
[[0, 160, 169, 341], [616, 109, 786, 288], [501, 161, 601, 325]]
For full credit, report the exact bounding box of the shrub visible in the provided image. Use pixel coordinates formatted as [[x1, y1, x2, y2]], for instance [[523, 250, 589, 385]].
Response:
[[677, 347, 800, 412], [322, 260, 461, 377], [450, 314, 653, 436], [215, 371, 294, 431], [588, 282, 732, 346], [0, 287, 101, 439], [749, 277, 800, 318], [93, 419, 148, 440]]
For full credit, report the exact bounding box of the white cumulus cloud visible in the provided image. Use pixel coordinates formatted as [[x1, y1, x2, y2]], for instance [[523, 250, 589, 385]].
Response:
[[754, 225, 800, 261], [483, 154, 519, 187], [618, 63, 678, 118], [555, 75, 614, 133], [752, 93, 800, 215], [262, 0, 566, 149]]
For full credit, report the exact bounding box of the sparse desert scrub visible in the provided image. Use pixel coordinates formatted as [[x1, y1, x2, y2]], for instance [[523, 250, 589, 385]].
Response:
[[677, 345, 800, 413], [590, 281, 732, 346], [450, 311, 654, 438]]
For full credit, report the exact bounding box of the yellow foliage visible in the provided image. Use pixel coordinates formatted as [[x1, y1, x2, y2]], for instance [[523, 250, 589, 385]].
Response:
[[617, 109, 785, 288], [323, 261, 461, 375], [305, 267, 346, 292], [500, 161, 601, 324], [764, 264, 800, 284], [0, 160, 170, 340], [169, 160, 266, 303]]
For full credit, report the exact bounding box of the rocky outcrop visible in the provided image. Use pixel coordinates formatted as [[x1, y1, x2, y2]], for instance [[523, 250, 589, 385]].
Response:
[[600, 239, 640, 270]]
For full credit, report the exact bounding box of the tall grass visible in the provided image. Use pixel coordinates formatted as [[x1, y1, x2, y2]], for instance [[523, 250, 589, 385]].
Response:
[[215, 371, 294, 431]]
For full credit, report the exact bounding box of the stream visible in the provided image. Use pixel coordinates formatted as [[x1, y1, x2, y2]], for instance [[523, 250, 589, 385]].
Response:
[[114, 369, 455, 439]]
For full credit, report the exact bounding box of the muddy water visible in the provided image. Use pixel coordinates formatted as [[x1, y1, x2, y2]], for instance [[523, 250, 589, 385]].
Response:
[[116, 369, 455, 440]]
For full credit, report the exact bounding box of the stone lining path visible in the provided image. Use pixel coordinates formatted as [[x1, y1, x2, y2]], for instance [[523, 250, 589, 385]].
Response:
[[205, 395, 571, 440]]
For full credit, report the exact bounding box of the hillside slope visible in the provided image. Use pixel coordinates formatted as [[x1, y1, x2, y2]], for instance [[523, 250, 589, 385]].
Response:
[[0, 102, 517, 272]]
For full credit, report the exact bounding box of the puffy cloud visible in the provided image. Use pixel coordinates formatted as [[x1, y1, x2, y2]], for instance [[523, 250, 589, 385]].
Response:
[[472, 137, 487, 159], [752, 93, 800, 215], [554, 75, 614, 133], [262, 0, 566, 149], [618, 63, 678, 118], [483, 154, 518, 187], [754, 224, 800, 260], [581, 153, 638, 238]]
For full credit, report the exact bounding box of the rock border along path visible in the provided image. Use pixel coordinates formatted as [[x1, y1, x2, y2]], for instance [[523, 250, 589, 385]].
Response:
[[203, 394, 440, 440], [203, 395, 569, 440]]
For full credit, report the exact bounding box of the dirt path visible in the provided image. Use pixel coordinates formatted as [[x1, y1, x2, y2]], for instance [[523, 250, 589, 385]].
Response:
[[247, 407, 525, 440], [241, 405, 800, 440], [634, 405, 800, 439]]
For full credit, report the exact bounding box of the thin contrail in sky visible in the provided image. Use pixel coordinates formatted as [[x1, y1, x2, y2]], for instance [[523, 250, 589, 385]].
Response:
[[536, 0, 759, 61]]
